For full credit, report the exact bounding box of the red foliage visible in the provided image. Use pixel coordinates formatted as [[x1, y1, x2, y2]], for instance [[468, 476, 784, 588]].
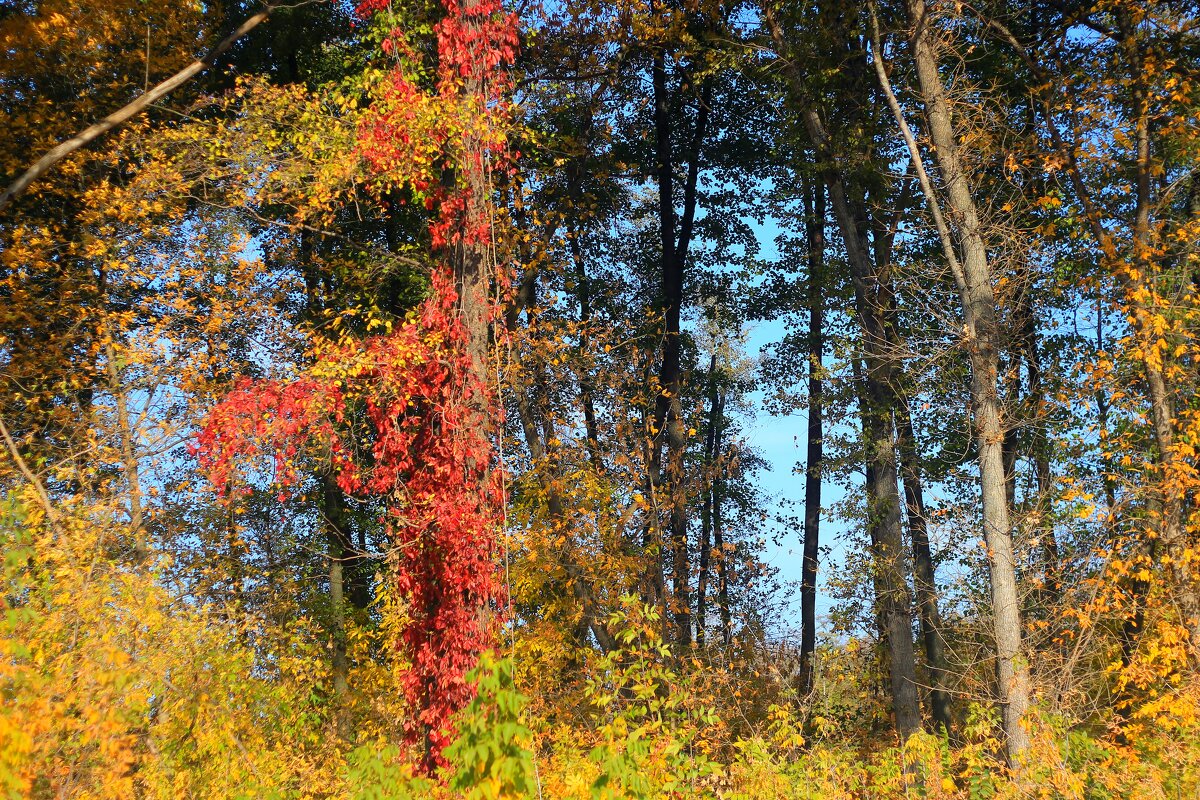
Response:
[[356, 0, 520, 92], [193, 378, 345, 495], [356, 0, 518, 252], [196, 276, 505, 769], [196, 0, 519, 773], [433, 0, 520, 95]]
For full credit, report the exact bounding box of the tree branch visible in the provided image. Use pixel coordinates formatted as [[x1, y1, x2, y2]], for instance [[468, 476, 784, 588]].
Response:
[[0, 6, 277, 214], [867, 2, 968, 299], [0, 413, 58, 527]]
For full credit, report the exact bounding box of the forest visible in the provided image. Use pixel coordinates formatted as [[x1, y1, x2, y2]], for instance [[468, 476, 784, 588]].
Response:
[[1, 0, 1199, 796]]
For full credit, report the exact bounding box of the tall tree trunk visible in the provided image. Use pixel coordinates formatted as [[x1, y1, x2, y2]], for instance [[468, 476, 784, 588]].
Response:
[[799, 178, 825, 696], [1017, 294, 1060, 609], [649, 48, 712, 649], [905, 0, 1030, 761], [895, 392, 953, 734], [713, 411, 732, 649], [862, 375, 924, 742], [104, 338, 146, 560], [1122, 21, 1200, 652], [412, 0, 501, 768], [810, 126, 924, 746], [763, 4, 921, 738], [851, 352, 923, 744], [323, 472, 351, 721], [650, 48, 689, 647], [697, 355, 719, 647], [763, 5, 922, 739], [703, 378, 730, 648]]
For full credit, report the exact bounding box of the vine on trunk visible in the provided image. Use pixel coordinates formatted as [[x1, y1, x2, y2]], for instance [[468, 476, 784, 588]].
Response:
[[195, 0, 518, 770]]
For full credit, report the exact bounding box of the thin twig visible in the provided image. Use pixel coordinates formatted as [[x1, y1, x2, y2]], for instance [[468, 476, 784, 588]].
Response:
[[0, 412, 58, 526]]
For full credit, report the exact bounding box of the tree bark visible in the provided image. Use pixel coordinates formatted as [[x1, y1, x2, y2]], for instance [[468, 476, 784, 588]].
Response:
[[896, 392, 953, 734], [819, 142, 923, 745], [799, 177, 825, 696], [697, 355, 719, 647], [713, 412, 732, 649], [904, 0, 1031, 761], [762, 5, 922, 741], [852, 356, 923, 743], [863, 374, 924, 742], [323, 472, 351, 708], [649, 47, 712, 649]]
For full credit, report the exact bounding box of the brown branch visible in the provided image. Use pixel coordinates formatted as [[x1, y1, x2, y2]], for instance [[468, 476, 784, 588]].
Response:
[[0, 6, 278, 214]]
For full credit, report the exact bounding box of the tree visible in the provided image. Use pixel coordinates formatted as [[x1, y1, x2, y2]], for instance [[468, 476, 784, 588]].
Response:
[[763, 0, 930, 742]]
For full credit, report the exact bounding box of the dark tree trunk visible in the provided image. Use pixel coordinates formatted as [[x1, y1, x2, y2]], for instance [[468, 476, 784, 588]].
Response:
[[714, 416, 732, 649], [895, 393, 953, 734], [861, 376, 924, 742], [322, 471, 351, 707], [799, 178, 825, 696], [822, 151, 923, 744], [697, 355, 719, 647], [762, 5, 922, 739], [295, 228, 369, 718], [703, 379, 730, 649], [649, 49, 712, 649]]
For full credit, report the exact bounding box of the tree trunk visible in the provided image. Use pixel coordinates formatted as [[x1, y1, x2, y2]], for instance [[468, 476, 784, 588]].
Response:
[[322, 471, 351, 712], [763, 2, 932, 743], [714, 423, 732, 649], [104, 338, 146, 560], [697, 355, 720, 647], [812, 130, 924, 745], [896, 392, 953, 734], [1018, 293, 1061, 609], [862, 372, 924, 742], [649, 49, 712, 649], [905, 0, 1031, 761], [763, 7, 921, 738], [649, 48, 689, 647], [1123, 23, 1200, 652], [799, 178, 824, 696]]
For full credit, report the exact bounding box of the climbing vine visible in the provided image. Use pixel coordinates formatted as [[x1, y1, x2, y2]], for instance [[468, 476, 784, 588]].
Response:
[[195, 0, 518, 770]]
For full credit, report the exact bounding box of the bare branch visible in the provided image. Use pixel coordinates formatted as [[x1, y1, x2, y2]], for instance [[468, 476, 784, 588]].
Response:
[[867, 1, 968, 299], [0, 413, 58, 528], [0, 5, 280, 214]]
